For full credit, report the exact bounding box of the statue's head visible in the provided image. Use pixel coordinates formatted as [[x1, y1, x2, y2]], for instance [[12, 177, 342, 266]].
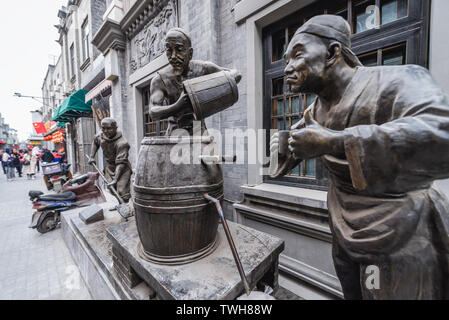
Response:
[[101, 118, 118, 139], [165, 28, 193, 76], [284, 15, 361, 93]]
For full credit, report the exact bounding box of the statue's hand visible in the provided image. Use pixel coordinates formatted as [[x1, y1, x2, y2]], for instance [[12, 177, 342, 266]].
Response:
[[175, 92, 191, 112], [107, 180, 118, 190], [88, 159, 96, 166], [229, 69, 242, 84], [288, 110, 345, 160]]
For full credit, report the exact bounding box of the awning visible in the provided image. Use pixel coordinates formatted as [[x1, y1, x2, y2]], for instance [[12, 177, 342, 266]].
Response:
[[85, 79, 112, 103], [53, 89, 93, 122]]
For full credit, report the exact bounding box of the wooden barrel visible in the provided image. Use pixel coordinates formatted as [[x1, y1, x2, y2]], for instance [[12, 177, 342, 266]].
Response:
[[133, 136, 223, 265], [183, 70, 238, 121]]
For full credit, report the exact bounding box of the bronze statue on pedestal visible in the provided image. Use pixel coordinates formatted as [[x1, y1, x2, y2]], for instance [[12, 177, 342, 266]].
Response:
[[133, 27, 242, 265], [89, 118, 132, 203], [149, 27, 241, 135], [270, 15, 449, 300]]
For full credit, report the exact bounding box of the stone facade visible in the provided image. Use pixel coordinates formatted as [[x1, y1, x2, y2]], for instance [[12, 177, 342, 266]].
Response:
[[45, 0, 109, 173]]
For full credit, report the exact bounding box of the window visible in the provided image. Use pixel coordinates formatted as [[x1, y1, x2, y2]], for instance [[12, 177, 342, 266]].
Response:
[[142, 86, 169, 137], [81, 19, 90, 61], [359, 42, 407, 66], [70, 44, 76, 78], [327, 0, 409, 34], [353, 0, 409, 34], [263, 0, 429, 190], [271, 77, 317, 178], [381, 0, 408, 25]]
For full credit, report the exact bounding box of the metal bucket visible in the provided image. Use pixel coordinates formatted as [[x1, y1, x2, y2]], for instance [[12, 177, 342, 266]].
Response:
[[183, 70, 239, 121], [133, 136, 223, 265]]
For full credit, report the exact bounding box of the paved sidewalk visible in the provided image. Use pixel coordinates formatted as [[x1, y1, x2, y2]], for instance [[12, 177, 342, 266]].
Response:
[[0, 172, 91, 300]]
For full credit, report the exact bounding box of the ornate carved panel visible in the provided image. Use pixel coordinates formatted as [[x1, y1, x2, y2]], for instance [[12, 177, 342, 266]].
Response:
[[129, 0, 178, 73]]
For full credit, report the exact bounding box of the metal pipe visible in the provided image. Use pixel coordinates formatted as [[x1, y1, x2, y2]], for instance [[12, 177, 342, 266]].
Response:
[[204, 193, 251, 296]]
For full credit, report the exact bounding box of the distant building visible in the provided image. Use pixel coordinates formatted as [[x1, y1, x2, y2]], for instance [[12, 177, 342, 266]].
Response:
[[42, 0, 108, 174], [0, 113, 18, 149]]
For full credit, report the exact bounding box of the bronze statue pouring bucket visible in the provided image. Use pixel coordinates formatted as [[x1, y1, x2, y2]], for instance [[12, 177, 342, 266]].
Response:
[[133, 136, 223, 265], [184, 70, 238, 120]]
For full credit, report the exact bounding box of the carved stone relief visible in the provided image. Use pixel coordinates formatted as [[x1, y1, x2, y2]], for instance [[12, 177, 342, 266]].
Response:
[[129, 0, 178, 73]]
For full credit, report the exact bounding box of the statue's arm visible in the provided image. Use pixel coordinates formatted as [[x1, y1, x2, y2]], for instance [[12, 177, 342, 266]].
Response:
[[149, 75, 190, 120], [110, 164, 126, 186], [204, 61, 242, 84], [337, 66, 449, 192], [110, 142, 130, 187], [89, 136, 100, 163]]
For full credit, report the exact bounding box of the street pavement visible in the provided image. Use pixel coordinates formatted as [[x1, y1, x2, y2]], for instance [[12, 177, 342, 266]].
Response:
[[0, 171, 91, 300], [0, 169, 301, 300]]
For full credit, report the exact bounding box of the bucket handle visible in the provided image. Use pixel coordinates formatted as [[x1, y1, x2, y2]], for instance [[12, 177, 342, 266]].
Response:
[[199, 155, 237, 165]]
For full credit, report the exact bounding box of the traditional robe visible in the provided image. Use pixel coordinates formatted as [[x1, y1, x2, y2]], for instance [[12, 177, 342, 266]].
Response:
[[276, 65, 449, 299], [92, 131, 132, 201]]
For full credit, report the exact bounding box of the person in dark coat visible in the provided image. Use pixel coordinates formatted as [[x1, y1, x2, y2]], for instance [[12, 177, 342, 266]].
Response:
[[11, 149, 22, 177], [40, 146, 55, 163]]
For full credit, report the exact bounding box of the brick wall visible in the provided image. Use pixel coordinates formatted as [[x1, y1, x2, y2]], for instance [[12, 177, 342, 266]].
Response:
[[178, 0, 249, 218], [91, 0, 107, 60]]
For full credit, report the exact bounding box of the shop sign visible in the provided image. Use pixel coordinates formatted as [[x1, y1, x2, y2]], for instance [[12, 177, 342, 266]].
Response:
[[29, 140, 43, 146], [92, 96, 111, 127]]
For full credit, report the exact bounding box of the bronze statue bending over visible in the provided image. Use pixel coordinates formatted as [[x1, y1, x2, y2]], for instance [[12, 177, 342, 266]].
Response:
[[270, 15, 449, 300], [89, 118, 132, 203], [149, 27, 242, 135]]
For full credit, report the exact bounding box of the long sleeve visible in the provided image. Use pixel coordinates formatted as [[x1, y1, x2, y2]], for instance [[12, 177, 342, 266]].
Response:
[[115, 141, 130, 166], [343, 66, 449, 195]]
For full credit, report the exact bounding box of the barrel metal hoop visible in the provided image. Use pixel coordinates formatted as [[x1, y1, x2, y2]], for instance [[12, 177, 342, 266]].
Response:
[[133, 181, 224, 195], [184, 80, 203, 120], [137, 234, 220, 266], [225, 71, 239, 102], [140, 136, 214, 145], [132, 194, 223, 213]]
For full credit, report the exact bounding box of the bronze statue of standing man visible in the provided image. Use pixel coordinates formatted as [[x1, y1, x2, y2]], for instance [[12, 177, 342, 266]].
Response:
[[149, 27, 241, 135], [89, 118, 132, 203], [270, 15, 449, 300]]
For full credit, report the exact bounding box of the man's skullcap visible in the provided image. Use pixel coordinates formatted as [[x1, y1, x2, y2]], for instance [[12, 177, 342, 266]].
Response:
[[294, 15, 352, 48], [166, 28, 192, 47]]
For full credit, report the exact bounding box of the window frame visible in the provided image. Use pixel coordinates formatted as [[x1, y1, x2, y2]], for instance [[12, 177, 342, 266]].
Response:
[[70, 43, 76, 79], [81, 18, 90, 62], [141, 85, 169, 137], [262, 0, 430, 190]]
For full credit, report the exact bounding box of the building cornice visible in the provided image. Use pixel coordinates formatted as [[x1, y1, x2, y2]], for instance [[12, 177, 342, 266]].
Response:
[[120, 0, 172, 39], [91, 18, 126, 55]]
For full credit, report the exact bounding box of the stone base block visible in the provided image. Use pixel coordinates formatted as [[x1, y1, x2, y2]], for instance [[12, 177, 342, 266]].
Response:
[[61, 202, 152, 300], [107, 220, 285, 300], [79, 204, 104, 225]]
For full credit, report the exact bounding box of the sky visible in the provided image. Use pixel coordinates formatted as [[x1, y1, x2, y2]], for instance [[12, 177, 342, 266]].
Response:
[[0, 0, 66, 141]]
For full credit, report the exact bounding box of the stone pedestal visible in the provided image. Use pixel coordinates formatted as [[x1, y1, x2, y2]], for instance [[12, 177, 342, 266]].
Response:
[[107, 220, 284, 300]]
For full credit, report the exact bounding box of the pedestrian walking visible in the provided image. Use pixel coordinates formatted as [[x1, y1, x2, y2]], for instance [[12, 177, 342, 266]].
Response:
[[6, 154, 15, 181], [32, 147, 41, 173], [23, 150, 37, 180], [12, 149, 22, 177], [1, 150, 8, 175]]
